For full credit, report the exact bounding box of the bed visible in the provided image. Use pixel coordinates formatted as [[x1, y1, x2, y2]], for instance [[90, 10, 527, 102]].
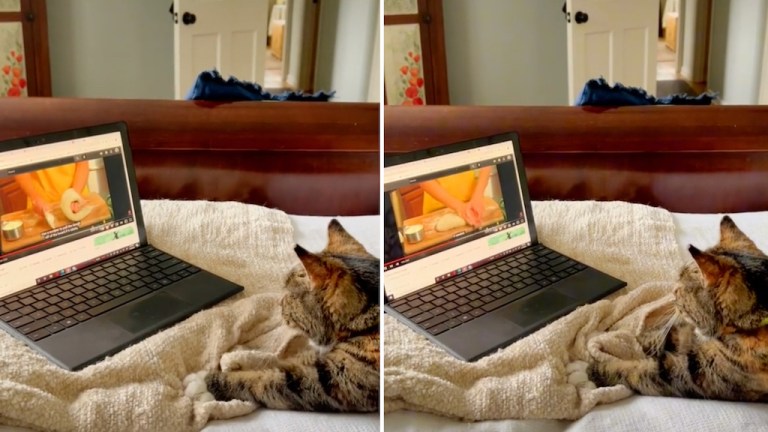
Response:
[[383, 105, 768, 432], [0, 98, 379, 432]]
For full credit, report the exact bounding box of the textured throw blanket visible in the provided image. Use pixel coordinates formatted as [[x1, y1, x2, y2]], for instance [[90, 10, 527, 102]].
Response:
[[384, 201, 688, 420], [0, 200, 306, 432]]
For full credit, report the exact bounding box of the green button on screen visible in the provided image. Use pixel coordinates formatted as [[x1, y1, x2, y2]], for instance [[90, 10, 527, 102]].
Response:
[[488, 227, 525, 246], [94, 227, 135, 246]]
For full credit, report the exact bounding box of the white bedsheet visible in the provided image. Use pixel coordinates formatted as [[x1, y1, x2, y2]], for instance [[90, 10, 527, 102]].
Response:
[[385, 211, 768, 432]]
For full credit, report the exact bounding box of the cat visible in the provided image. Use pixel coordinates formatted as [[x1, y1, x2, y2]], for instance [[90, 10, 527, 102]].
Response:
[[581, 216, 768, 401], [187, 219, 379, 412]]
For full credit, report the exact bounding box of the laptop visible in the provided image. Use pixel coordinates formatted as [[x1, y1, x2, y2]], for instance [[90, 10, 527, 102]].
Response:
[[383, 132, 626, 361], [0, 122, 243, 370]]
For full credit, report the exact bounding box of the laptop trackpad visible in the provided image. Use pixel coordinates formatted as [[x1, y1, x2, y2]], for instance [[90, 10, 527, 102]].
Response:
[[109, 293, 192, 334], [502, 290, 573, 328]]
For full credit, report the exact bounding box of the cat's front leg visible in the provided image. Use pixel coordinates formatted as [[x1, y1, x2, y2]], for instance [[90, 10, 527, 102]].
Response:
[[185, 369, 284, 405], [220, 350, 279, 372], [204, 368, 329, 410], [346, 305, 380, 332], [586, 356, 684, 397], [204, 370, 277, 404], [184, 370, 216, 402]]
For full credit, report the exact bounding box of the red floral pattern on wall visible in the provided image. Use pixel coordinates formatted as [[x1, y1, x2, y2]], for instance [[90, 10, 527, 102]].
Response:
[[2, 45, 26, 97], [398, 50, 425, 105]]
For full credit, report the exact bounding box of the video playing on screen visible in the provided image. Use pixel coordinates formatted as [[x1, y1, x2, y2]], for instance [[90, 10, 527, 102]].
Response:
[[384, 164, 525, 266], [0, 150, 133, 263]]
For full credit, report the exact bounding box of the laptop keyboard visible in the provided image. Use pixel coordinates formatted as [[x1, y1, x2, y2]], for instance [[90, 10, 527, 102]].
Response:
[[0, 247, 200, 342], [389, 245, 587, 336]]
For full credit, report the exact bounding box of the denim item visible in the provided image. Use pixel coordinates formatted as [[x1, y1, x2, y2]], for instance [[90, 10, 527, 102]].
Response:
[[185, 70, 335, 102], [575, 77, 715, 106]]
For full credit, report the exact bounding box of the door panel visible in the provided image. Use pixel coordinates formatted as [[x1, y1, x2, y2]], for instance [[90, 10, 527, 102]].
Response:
[[174, 0, 268, 99], [567, 0, 657, 103]]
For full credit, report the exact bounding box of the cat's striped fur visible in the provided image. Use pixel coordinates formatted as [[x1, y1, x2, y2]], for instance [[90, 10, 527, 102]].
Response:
[[205, 219, 380, 412], [588, 216, 768, 401]]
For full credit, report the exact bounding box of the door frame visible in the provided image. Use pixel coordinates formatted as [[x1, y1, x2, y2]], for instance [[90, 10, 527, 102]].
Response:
[[676, 0, 711, 85]]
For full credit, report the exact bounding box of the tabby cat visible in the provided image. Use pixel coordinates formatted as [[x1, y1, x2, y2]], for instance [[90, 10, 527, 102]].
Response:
[[585, 216, 768, 401], [193, 219, 379, 412]]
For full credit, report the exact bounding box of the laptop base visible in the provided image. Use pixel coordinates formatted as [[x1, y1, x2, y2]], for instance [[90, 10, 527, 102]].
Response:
[[28, 268, 241, 370], [387, 263, 624, 362]]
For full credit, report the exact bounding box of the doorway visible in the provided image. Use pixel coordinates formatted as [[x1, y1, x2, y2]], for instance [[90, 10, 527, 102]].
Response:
[[656, 0, 710, 98], [266, 0, 288, 90], [268, 0, 322, 93]]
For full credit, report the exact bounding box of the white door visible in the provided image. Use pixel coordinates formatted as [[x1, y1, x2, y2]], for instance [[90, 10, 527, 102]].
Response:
[[566, 0, 658, 103], [174, 0, 269, 99]]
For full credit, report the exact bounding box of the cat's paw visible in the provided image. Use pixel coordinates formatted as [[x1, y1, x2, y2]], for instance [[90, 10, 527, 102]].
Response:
[[566, 360, 596, 390], [183, 370, 216, 402], [220, 350, 278, 372]]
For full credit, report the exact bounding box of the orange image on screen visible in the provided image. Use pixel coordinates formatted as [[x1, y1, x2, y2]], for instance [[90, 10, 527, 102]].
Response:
[[390, 166, 506, 256], [0, 160, 114, 254]]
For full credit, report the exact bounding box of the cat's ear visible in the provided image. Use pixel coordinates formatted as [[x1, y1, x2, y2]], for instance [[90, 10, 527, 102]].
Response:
[[720, 216, 764, 254], [295, 245, 327, 288], [689, 245, 728, 287], [326, 219, 372, 258]]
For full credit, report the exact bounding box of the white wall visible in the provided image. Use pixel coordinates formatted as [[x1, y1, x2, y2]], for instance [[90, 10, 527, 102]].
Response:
[[708, 0, 768, 104], [442, 0, 568, 105], [314, 0, 379, 102], [46, 0, 174, 99], [47, 0, 377, 101]]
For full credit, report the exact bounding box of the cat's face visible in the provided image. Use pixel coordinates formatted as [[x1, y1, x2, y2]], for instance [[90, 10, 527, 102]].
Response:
[[675, 216, 768, 337], [282, 219, 379, 345]]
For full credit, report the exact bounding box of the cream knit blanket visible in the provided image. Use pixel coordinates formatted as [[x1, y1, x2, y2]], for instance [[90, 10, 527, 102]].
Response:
[[0, 200, 305, 432], [384, 201, 687, 420]]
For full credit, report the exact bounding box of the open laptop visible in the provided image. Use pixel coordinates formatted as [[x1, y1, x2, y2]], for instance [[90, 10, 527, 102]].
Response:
[[0, 122, 243, 370], [383, 132, 626, 361]]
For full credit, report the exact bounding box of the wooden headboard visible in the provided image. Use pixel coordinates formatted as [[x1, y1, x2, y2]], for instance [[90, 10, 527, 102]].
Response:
[[385, 105, 768, 214], [0, 98, 379, 216], [8, 101, 768, 216]]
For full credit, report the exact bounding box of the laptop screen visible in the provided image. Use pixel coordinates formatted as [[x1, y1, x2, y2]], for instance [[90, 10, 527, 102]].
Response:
[[383, 135, 535, 301], [0, 126, 142, 298]]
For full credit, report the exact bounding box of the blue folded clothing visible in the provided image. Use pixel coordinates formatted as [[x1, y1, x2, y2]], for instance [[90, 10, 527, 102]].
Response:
[[575, 77, 715, 106], [186, 70, 335, 102]]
